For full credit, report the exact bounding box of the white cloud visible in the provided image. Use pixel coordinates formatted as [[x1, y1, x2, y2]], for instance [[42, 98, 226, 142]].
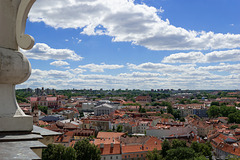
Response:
[[199, 63, 240, 74], [69, 68, 86, 74], [78, 63, 124, 72], [18, 66, 240, 90], [22, 43, 83, 61], [29, 0, 240, 51], [162, 52, 204, 63], [162, 49, 240, 63], [50, 60, 70, 67], [204, 49, 240, 63], [119, 72, 161, 77], [158, 7, 164, 13], [127, 62, 196, 73]]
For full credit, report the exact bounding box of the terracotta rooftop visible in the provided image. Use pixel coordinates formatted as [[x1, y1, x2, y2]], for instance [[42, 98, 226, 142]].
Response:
[[98, 144, 121, 155], [97, 132, 125, 139]]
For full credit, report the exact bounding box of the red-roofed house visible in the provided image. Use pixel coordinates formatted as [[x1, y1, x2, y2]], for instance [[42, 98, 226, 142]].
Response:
[[98, 143, 121, 160], [122, 137, 162, 160], [29, 96, 58, 108]]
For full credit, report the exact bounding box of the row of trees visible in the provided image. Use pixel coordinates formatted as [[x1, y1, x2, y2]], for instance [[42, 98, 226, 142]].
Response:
[[207, 105, 240, 123], [42, 139, 101, 160], [147, 139, 212, 160]]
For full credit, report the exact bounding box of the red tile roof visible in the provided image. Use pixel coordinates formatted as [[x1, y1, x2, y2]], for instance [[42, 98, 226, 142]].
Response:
[[98, 144, 121, 155], [30, 97, 38, 102], [46, 97, 57, 101], [97, 132, 125, 139]]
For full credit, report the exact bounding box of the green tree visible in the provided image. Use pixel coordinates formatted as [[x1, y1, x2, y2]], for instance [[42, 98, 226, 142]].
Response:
[[166, 147, 195, 160], [16, 95, 28, 103], [180, 117, 185, 122], [161, 139, 171, 157], [138, 105, 146, 113], [63, 147, 76, 160], [171, 139, 186, 149], [228, 111, 240, 123], [74, 139, 101, 160], [116, 125, 123, 132], [194, 155, 209, 160], [173, 110, 180, 119], [191, 142, 212, 160], [198, 143, 212, 160], [42, 144, 75, 160], [230, 125, 238, 129], [179, 99, 185, 104], [210, 102, 219, 106], [160, 110, 164, 114], [147, 148, 162, 160], [207, 105, 220, 118], [167, 105, 173, 115], [219, 105, 236, 117], [191, 100, 200, 104], [38, 106, 48, 114], [191, 141, 200, 153]]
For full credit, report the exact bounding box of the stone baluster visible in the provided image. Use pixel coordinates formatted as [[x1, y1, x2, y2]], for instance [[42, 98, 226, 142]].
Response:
[[0, 0, 36, 131]]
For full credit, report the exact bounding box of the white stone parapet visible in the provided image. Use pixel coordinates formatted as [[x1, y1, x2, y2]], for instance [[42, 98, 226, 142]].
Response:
[[0, 0, 36, 131]]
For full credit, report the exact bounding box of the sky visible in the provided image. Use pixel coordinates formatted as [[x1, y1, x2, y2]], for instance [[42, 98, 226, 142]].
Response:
[[18, 0, 240, 90]]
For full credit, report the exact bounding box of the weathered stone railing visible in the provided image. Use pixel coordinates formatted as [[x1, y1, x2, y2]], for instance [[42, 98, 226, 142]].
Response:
[[0, 0, 36, 131]]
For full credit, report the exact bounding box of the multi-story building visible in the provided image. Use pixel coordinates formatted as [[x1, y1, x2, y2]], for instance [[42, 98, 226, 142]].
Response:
[[30, 96, 58, 108], [94, 103, 115, 116]]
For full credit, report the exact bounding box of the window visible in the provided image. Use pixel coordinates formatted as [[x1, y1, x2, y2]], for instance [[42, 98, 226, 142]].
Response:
[[110, 156, 112, 159], [116, 156, 118, 159]]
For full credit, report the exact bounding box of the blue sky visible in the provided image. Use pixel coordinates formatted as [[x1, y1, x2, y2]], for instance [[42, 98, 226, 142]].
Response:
[[18, 0, 240, 90]]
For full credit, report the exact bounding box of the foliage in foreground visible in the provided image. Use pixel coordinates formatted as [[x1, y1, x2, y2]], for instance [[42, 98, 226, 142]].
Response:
[[42, 139, 101, 160]]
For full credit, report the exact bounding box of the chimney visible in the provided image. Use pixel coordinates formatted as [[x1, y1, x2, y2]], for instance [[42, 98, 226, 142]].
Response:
[[100, 143, 104, 149], [111, 143, 114, 148]]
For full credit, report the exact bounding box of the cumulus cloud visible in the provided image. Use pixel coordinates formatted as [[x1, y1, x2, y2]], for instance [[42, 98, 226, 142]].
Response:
[[162, 52, 204, 63], [22, 43, 83, 61], [127, 62, 196, 73], [78, 63, 124, 72], [18, 66, 240, 90], [50, 60, 70, 67], [119, 72, 161, 77], [204, 49, 240, 63], [69, 68, 86, 74], [29, 0, 240, 51], [199, 63, 240, 74], [162, 49, 240, 63]]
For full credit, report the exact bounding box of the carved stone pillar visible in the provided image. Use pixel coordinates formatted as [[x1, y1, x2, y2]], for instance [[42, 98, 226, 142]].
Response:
[[0, 0, 36, 131]]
